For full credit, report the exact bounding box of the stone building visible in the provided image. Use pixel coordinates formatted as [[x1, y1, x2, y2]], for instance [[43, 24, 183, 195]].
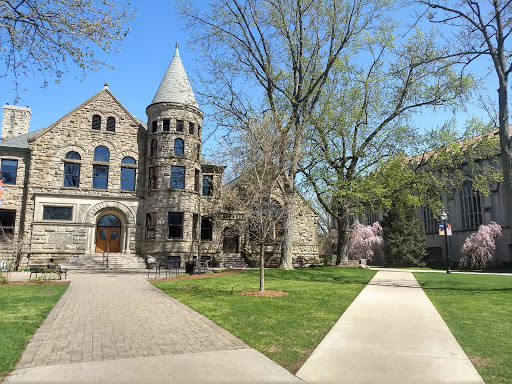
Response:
[[0, 46, 319, 269]]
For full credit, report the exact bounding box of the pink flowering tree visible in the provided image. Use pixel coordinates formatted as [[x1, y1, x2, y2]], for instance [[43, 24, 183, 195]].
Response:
[[460, 222, 502, 269], [348, 221, 383, 262]]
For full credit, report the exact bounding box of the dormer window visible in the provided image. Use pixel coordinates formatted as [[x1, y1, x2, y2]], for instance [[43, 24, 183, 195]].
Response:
[[92, 115, 101, 130], [106, 117, 116, 132], [163, 119, 170, 132], [176, 120, 184, 132]]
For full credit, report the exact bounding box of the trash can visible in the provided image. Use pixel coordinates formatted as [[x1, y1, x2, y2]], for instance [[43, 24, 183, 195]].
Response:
[[185, 261, 195, 275]]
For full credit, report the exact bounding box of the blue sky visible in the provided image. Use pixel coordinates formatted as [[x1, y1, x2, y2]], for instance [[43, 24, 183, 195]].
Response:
[[0, 2, 500, 151]]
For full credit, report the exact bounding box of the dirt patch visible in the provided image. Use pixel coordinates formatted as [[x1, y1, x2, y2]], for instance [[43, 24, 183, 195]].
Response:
[[469, 356, 493, 368], [151, 269, 246, 283], [1, 281, 70, 286], [262, 345, 283, 353], [240, 290, 289, 297]]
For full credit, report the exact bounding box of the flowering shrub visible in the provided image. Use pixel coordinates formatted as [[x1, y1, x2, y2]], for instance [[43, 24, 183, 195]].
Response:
[[349, 221, 383, 262], [460, 222, 502, 269]]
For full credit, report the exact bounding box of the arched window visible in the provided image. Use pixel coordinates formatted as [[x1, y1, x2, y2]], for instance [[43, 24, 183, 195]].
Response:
[[91, 115, 101, 130], [150, 139, 157, 157], [174, 138, 184, 156], [460, 181, 482, 230], [98, 215, 121, 227], [93, 146, 110, 162], [106, 117, 116, 132], [63, 151, 81, 187], [121, 157, 136, 191], [93, 146, 109, 189]]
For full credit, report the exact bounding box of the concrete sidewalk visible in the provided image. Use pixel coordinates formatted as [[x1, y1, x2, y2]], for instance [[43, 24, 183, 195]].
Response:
[[296, 271, 485, 384]]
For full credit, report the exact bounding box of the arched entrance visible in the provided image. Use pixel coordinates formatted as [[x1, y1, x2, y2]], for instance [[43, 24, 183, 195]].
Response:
[[96, 214, 121, 253], [223, 227, 240, 253]]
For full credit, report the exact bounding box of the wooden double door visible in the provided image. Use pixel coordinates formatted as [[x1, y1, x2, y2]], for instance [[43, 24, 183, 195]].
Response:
[[95, 226, 120, 253]]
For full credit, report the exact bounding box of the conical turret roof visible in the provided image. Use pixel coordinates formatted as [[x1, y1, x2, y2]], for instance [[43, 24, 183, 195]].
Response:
[[151, 44, 198, 108]]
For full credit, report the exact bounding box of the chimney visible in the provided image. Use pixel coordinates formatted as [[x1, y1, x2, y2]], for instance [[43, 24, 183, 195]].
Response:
[[1, 105, 31, 142]]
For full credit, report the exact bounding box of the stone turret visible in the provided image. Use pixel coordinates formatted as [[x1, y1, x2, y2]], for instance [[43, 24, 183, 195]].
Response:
[[1, 105, 31, 142], [143, 44, 204, 265]]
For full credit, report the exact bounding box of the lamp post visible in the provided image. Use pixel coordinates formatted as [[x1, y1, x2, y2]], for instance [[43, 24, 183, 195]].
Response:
[[440, 211, 451, 274]]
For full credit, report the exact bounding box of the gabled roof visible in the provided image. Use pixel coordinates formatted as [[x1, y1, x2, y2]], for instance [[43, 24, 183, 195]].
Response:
[[201, 156, 225, 170], [0, 128, 43, 151], [27, 86, 144, 143], [150, 44, 199, 109]]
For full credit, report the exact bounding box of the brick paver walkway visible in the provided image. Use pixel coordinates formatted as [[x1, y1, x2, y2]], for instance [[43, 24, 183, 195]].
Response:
[[16, 272, 247, 369]]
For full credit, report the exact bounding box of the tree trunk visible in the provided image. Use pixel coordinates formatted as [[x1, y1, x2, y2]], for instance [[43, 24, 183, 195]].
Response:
[[279, 195, 295, 270], [259, 243, 265, 292], [497, 77, 512, 246], [336, 215, 351, 266]]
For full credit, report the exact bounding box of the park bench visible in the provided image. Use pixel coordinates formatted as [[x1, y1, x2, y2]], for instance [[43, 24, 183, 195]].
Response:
[[29, 265, 67, 280]]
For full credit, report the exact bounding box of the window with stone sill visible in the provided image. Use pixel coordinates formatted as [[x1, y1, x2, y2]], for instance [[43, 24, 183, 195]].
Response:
[[176, 120, 184, 132], [43, 206, 73, 221], [1, 159, 18, 185], [201, 217, 213, 241], [168, 212, 183, 239], [152, 120, 157, 133], [194, 169, 200, 193], [174, 138, 184, 156], [189, 122, 195, 135], [202, 175, 213, 196], [146, 212, 156, 240], [0, 209, 16, 234], [170, 166, 185, 189], [106, 117, 116, 132], [150, 139, 157, 157], [163, 119, 170, 132], [91, 114, 101, 130], [121, 157, 136, 191], [92, 165, 108, 189], [63, 151, 81, 188]]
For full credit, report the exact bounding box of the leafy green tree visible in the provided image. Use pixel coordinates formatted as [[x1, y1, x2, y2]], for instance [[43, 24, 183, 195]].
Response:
[[177, 0, 387, 269], [0, 0, 135, 99], [300, 24, 476, 266], [381, 197, 428, 267]]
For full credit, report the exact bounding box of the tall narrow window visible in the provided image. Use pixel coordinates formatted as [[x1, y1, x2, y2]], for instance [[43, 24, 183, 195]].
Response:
[[91, 115, 101, 130], [168, 212, 184, 238], [152, 120, 157, 133], [0, 209, 16, 234], [121, 157, 136, 191], [201, 217, 213, 241], [192, 213, 198, 240], [196, 144, 200, 160], [202, 175, 213, 196], [189, 122, 195, 134], [63, 151, 81, 187], [106, 117, 116, 132], [194, 169, 200, 192], [170, 166, 185, 189], [174, 138, 184, 156], [92, 166, 108, 189], [176, 120, 184, 132], [1, 159, 18, 185], [420, 205, 438, 234], [163, 119, 170, 132], [149, 167, 158, 190], [146, 212, 156, 239], [150, 139, 157, 156], [460, 181, 482, 230]]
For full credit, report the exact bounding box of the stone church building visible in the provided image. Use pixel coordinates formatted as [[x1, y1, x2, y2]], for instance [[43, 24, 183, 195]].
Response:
[[0, 47, 319, 269]]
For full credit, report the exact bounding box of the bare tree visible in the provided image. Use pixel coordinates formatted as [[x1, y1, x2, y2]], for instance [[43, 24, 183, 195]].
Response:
[[0, 0, 135, 100], [223, 117, 285, 291], [177, 0, 386, 269], [417, 0, 512, 249]]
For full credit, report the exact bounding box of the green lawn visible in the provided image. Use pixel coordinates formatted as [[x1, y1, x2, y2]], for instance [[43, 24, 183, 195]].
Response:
[[154, 267, 376, 373], [0, 284, 68, 376], [414, 273, 512, 384]]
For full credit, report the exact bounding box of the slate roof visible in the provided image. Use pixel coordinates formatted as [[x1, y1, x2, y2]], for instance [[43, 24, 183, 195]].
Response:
[[0, 128, 43, 151], [151, 45, 199, 109]]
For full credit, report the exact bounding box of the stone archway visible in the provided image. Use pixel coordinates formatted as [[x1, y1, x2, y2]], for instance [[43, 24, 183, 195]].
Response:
[[95, 214, 122, 253], [83, 202, 136, 254]]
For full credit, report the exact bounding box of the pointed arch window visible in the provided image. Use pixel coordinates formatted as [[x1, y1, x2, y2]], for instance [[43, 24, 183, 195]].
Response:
[[106, 117, 116, 132], [150, 139, 157, 157], [63, 151, 81, 187], [91, 115, 101, 130], [460, 181, 482, 230], [174, 138, 184, 156], [121, 157, 136, 191]]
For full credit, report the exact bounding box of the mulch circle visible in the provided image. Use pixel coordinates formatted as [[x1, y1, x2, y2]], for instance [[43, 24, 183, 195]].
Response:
[[1, 281, 70, 286], [151, 269, 246, 283], [240, 290, 288, 297]]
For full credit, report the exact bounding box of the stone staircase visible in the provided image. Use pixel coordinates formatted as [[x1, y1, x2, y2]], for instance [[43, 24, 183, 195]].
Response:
[[62, 253, 147, 270], [221, 253, 248, 268]]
